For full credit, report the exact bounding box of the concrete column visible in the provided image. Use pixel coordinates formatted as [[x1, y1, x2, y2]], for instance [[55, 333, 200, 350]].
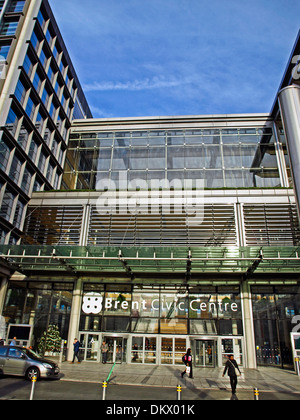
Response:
[[0, 277, 8, 315], [278, 85, 300, 219], [67, 278, 83, 361], [241, 281, 257, 369]]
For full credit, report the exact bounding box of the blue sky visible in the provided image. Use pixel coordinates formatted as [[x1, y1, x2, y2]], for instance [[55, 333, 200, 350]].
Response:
[[49, 0, 300, 118]]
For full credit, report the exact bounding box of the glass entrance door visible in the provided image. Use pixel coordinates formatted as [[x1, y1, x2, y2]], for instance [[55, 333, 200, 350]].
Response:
[[103, 336, 127, 364], [79, 333, 101, 362], [194, 339, 217, 367], [221, 337, 243, 366]]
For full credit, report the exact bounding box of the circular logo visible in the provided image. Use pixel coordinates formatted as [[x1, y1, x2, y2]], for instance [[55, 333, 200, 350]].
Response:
[[82, 292, 103, 314]]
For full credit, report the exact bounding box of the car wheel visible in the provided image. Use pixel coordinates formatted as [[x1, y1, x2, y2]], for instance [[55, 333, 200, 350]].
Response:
[[26, 366, 40, 381]]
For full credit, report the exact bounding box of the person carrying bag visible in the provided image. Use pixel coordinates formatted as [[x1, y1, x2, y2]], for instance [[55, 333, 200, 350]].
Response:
[[222, 354, 241, 395], [181, 348, 193, 379]]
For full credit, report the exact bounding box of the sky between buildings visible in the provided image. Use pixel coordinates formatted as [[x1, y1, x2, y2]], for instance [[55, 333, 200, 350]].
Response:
[[49, 0, 300, 119]]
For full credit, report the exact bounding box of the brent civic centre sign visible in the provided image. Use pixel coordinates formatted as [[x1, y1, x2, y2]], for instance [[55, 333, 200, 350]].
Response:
[[82, 292, 239, 315]]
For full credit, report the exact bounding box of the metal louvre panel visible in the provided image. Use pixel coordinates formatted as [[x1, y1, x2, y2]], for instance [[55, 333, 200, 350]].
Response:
[[88, 204, 237, 247], [244, 204, 300, 246], [23, 206, 84, 246]]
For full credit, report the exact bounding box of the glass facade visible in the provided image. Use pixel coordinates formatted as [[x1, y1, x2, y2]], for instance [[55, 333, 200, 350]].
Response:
[[80, 284, 242, 337], [63, 127, 281, 190], [252, 286, 300, 368], [0, 0, 91, 245], [2, 281, 73, 354]]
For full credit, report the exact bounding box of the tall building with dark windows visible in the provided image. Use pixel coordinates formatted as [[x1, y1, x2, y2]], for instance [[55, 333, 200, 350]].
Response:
[[0, 0, 92, 246], [0, 2, 299, 373]]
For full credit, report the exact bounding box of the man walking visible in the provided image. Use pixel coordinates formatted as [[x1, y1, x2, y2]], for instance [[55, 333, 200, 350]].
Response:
[[71, 338, 81, 364], [102, 340, 108, 363], [222, 354, 241, 395]]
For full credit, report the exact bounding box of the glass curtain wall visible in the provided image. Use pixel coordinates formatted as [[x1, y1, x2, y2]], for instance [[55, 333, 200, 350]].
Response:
[[79, 284, 243, 337], [252, 285, 300, 368], [63, 127, 281, 191], [2, 281, 73, 355]]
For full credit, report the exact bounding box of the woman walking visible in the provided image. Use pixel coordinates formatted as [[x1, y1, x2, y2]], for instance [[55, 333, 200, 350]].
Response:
[[181, 348, 193, 379]]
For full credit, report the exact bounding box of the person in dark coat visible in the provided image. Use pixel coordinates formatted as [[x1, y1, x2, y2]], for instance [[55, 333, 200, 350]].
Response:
[[222, 354, 241, 395], [181, 348, 193, 379], [71, 338, 81, 363]]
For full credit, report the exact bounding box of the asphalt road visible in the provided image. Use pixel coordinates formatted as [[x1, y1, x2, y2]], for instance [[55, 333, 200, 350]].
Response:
[[0, 376, 300, 401]]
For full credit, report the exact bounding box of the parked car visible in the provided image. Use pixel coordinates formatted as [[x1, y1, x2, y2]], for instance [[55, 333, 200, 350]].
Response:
[[0, 346, 60, 380]]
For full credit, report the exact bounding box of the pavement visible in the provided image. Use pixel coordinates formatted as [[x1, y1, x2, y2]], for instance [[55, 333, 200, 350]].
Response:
[[59, 361, 300, 397]]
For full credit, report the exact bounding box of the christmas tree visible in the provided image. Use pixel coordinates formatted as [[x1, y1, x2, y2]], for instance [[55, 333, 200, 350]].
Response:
[[38, 324, 62, 354]]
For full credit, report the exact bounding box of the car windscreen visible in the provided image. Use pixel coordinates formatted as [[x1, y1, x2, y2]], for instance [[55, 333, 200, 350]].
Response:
[[23, 348, 42, 360]]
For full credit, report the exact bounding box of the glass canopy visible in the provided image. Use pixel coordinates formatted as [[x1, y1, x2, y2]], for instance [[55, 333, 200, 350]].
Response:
[[0, 245, 299, 277]]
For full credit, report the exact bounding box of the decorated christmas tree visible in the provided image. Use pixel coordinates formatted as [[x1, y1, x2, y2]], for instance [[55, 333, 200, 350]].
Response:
[[38, 324, 62, 354]]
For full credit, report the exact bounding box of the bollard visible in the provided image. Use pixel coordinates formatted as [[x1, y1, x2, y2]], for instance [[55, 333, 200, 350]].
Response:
[[177, 385, 182, 401], [253, 387, 259, 401], [29, 376, 37, 401], [102, 381, 108, 400], [295, 358, 300, 376]]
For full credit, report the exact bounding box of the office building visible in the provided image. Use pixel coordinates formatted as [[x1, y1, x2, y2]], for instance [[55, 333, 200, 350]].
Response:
[[0, 0, 92, 246], [0, 2, 299, 371]]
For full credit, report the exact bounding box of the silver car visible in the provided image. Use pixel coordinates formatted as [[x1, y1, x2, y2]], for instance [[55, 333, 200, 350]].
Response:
[[0, 346, 60, 380]]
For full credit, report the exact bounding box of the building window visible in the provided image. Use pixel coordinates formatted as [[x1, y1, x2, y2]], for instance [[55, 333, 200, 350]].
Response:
[[30, 28, 42, 53], [17, 122, 31, 151], [2, 281, 74, 355], [35, 110, 46, 135], [37, 9, 47, 30], [47, 60, 56, 85], [79, 285, 242, 338], [23, 54, 36, 78], [0, 19, 19, 36], [0, 190, 16, 222], [37, 150, 47, 174], [6, 106, 19, 136], [32, 68, 43, 94], [28, 137, 39, 164], [252, 286, 300, 369], [8, 1, 25, 13], [21, 166, 33, 195], [25, 95, 36, 120], [41, 85, 51, 109], [0, 43, 11, 60], [13, 198, 25, 229], [39, 47, 49, 70], [9, 154, 23, 184], [0, 227, 8, 244], [14, 79, 27, 105], [45, 24, 55, 48], [0, 139, 12, 172]]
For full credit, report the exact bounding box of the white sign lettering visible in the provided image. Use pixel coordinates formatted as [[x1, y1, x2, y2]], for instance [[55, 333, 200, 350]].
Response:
[[82, 293, 239, 315]]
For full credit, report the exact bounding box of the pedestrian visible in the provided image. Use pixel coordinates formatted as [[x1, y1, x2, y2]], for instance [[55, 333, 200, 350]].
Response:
[[71, 338, 81, 363], [181, 348, 193, 378], [9, 336, 17, 346], [0, 338, 4, 346], [102, 340, 108, 363], [222, 354, 241, 395]]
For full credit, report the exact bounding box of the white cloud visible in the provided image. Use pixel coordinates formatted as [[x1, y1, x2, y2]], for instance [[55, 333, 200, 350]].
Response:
[[83, 76, 192, 92]]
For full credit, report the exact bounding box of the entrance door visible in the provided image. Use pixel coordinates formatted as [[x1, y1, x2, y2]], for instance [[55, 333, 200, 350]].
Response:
[[103, 336, 127, 364], [221, 338, 243, 366], [161, 337, 187, 365], [79, 333, 101, 362], [194, 340, 217, 367]]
